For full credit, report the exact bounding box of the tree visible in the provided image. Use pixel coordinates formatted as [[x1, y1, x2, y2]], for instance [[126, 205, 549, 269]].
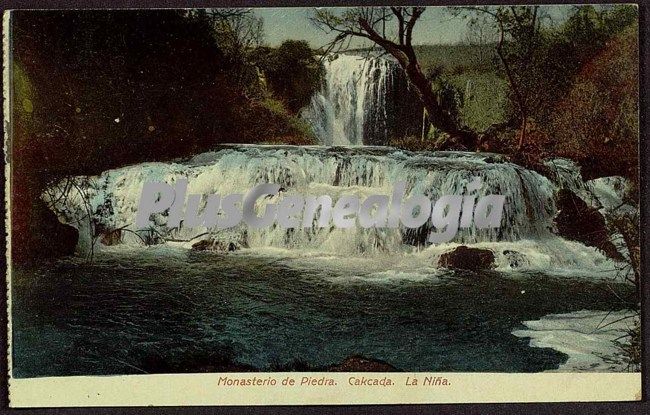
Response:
[[453, 5, 638, 150], [463, 15, 498, 67], [257, 40, 323, 113], [189, 9, 265, 91], [536, 4, 638, 125], [453, 6, 548, 150], [550, 23, 639, 181], [312, 7, 477, 149]]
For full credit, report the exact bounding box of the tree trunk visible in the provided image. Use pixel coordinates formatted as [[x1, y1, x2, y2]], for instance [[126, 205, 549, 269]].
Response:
[[518, 115, 527, 149], [401, 60, 477, 149], [421, 107, 427, 141], [404, 61, 458, 135]]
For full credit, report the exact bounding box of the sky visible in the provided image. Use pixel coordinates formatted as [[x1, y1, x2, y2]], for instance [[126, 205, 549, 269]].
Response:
[[254, 7, 467, 48], [253, 6, 572, 48]]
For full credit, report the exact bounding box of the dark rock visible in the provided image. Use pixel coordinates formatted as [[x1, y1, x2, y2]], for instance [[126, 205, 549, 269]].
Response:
[[191, 239, 239, 252], [326, 356, 398, 372], [438, 245, 495, 271], [32, 201, 79, 258], [191, 239, 211, 251], [402, 226, 430, 248], [100, 229, 122, 245], [553, 189, 624, 261], [503, 250, 529, 269]]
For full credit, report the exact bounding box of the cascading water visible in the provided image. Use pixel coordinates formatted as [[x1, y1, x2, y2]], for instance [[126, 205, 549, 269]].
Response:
[[301, 54, 421, 146], [39, 50, 632, 274], [43, 145, 625, 277]]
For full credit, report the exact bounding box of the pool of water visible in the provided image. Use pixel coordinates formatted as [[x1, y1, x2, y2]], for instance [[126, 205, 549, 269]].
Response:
[[10, 246, 634, 377]]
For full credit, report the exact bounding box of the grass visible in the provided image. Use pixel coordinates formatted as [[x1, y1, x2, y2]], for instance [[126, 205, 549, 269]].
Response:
[[444, 71, 508, 132], [415, 44, 508, 133], [350, 43, 497, 74]]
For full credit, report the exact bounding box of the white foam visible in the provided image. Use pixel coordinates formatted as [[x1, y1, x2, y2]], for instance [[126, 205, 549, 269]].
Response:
[[42, 146, 632, 281], [512, 309, 639, 372]]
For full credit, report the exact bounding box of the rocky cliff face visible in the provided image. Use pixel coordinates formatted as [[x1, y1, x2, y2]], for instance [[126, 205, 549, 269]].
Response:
[[553, 188, 624, 261]]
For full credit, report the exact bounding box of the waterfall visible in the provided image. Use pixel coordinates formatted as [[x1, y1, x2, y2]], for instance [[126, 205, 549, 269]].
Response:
[[43, 145, 624, 275], [301, 54, 421, 146]]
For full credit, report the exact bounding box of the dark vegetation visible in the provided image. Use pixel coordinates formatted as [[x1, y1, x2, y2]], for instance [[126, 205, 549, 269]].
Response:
[[550, 23, 639, 180], [11, 10, 321, 262]]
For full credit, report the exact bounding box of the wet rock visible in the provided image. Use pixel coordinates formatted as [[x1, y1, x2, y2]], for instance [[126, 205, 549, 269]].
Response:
[[438, 245, 495, 271], [553, 189, 623, 261], [39, 203, 79, 257], [503, 250, 529, 269], [100, 229, 122, 245], [191, 239, 211, 251], [326, 356, 398, 372], [402, 226, 429, 248], [191, 239, 239, 252]]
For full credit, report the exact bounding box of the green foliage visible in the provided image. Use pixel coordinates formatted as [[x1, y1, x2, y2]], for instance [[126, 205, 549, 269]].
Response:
[[286, 115, 318, 144], [259, 97, 287, 116], [445, 71, 508, 132], [531, 4, 639, 124], [550, 23, 639, 180], [255, 40, 323, 113], [241, 98, 317, 145], [260, 97, 316, 141], [13, 62, 34, 119]]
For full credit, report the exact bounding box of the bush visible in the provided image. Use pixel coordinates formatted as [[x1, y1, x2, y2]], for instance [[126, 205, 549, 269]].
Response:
[[236, 98, 316, 145], [616, 317, 641, 372], [549, 24, 639, 181], [256, 40, 323, 113]]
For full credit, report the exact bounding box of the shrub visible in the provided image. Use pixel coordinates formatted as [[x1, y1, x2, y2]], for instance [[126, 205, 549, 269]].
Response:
[[238, 98, 316, 145], [256, 40, 323, 113], [549, 24, 639, 181]]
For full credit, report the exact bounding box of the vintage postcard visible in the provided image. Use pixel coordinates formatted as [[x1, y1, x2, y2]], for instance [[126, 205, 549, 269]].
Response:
[[4, 4, 642, 407]]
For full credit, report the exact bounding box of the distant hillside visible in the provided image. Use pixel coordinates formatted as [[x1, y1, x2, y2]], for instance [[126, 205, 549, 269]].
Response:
[[414, 44, 507, 132], [348, 43, 497, 74], [413, 44, 498, 73]]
